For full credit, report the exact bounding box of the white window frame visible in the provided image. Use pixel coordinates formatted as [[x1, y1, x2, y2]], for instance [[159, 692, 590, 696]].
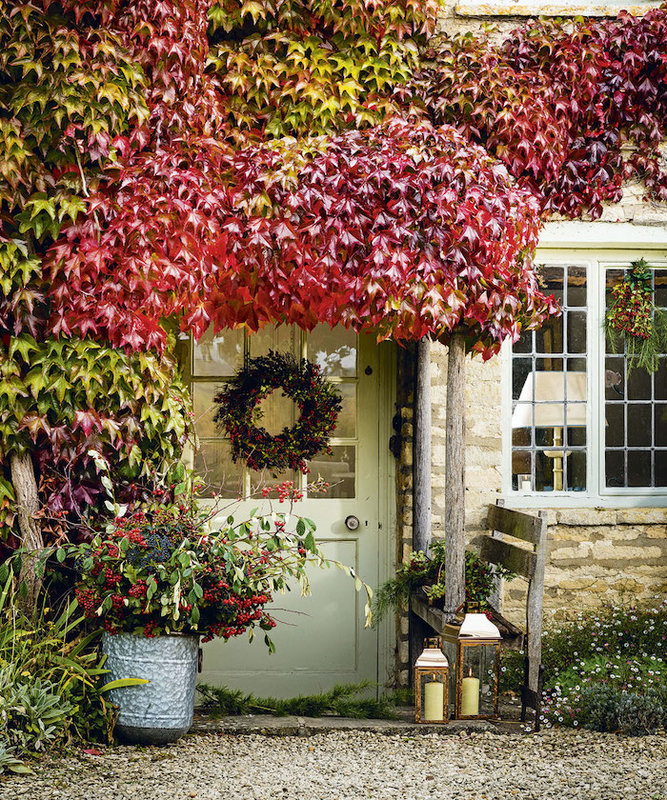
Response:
[[502, 222, 667, 508]]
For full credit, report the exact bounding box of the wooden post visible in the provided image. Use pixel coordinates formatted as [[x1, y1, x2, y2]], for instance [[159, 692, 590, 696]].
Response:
[[413, 337, 431, 555], [443, 330, 466, 621], [526, 510, 547, 692], [10, 451, 44, 614]]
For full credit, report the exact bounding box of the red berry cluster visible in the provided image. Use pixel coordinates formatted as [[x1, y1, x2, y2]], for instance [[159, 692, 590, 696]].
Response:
[[608, 281, 652, 340]]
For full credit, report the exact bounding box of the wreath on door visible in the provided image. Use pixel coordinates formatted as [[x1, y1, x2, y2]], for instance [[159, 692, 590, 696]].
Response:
[[213, 350, 342, 473]]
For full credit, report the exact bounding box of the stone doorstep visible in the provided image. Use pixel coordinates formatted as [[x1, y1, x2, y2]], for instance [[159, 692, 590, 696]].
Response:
[[190, 703, 529, 737]]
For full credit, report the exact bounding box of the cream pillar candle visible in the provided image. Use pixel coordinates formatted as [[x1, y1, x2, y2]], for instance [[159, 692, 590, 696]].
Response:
[[461, 669, 479, 716], [423, 679, 444, 722]]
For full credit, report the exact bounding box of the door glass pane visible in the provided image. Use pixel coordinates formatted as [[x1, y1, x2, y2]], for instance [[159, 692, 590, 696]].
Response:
[[308, 325, 357, 377], [193, 328, 243, 377], [333, 383, 356, 439], [194, 440, 244, 499], [249, 467, 299, 496], [256, 389, 297, 436], [250, 324, 299, 358], [193, 382, 222, 438], [308, 445, 356, 498]]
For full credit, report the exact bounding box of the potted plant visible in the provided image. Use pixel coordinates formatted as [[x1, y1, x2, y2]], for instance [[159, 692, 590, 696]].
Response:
[[373, 539, 514, 625], [66, 484, 370, 744]]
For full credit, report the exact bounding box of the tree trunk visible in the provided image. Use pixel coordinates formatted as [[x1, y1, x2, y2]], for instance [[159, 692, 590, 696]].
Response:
[[443, 330, 466, 621], [10, 450, 44, 614], [413, 336, 432, 555]]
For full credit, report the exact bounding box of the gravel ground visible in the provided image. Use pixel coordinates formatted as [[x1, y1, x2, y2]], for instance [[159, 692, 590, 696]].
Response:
[[1, 728, 665, 800]]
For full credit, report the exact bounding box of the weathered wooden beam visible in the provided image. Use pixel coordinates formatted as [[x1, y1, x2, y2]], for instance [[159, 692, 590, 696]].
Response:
[[487, 503, 546, 545], [526, 510, 547, 693], [480, 537, 536, 580], [413, 336, 432, 554], [443, 331, 466, 620]]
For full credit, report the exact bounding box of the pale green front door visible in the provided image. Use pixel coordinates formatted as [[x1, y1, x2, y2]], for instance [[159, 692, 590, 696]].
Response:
[[187, 325, 394, 697]]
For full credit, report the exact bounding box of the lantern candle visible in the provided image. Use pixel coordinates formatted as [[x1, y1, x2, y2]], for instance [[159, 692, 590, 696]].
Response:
[[423, 676, 444, 722], [461, 667, 479, 716]]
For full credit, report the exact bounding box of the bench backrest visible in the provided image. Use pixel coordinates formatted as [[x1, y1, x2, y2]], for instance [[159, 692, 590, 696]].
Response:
[[481, 502, 547, 694]]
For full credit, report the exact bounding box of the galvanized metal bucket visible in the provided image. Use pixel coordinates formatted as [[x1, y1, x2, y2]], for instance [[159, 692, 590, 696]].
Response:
[[102, 633, 199, 744]]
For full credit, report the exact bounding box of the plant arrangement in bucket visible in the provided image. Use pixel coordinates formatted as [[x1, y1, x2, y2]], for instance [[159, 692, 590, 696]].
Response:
[[61, 472, 371, 744], [372, 539, 514, 624], [605, 259, 667, 373]]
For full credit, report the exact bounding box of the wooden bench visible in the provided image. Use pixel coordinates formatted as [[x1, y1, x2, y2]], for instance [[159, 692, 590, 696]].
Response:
[[482, 502, 547, 730], [410, 502, 547, 729]]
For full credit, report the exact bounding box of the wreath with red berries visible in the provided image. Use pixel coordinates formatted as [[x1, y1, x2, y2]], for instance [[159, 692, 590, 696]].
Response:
[[605, 259, 667, 374], [213, 350, 342, 473]]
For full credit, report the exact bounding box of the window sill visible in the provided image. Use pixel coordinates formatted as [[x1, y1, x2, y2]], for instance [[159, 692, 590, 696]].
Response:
[[504, 492, 667, 511]]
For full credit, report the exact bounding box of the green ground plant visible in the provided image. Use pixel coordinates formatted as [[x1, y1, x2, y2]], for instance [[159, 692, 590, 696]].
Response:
[[0, 559, 116, 774], [196, 681, 412, 719], [501, 602, 667, 735]]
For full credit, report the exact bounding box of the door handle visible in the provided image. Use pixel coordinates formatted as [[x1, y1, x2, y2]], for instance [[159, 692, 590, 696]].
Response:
[[344, 515, 360, 531]]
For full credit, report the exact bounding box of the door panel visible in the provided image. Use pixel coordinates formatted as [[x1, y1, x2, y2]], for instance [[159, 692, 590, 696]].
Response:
[[192, 327, 389, 697]]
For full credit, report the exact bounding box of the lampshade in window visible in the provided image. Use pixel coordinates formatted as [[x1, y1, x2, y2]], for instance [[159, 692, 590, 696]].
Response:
[[512, 372, 587, 428]]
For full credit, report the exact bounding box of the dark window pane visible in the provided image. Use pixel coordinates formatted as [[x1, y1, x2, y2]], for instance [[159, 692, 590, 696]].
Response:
[[512, 424, 532, 446], [536, 318, 563, 354], [655, 270, 667, 309], [604, 359, 625, 400], [512, 359, 533, 401], [565, 450, 586, 491], [605, 404, 625, 447], [567, 266, 587, 306], [656, 451, 667, 486], [512, 451, 532, 491], [567, 425, 587, 446], [627, 368, 651, 400], [513, 331, 532, 354], [540, 266, 564, 301], [627, 450, 651, 487], [655, 404, 667, 447], [656, 359, 667, 400], [627, 404, 652, 447], [567, 311, 587, 353], [605, 451, 625, 488], [535, 450, 556, 492]]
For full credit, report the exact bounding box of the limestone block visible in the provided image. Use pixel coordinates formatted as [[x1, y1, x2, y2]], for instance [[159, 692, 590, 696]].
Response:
[[616, 508, 667, 525], [398, 639, 410, 665], [555, 508, 619, 526]]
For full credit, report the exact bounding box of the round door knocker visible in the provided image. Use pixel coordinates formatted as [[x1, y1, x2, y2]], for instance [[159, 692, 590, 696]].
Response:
[[345, 515, 360, 531]]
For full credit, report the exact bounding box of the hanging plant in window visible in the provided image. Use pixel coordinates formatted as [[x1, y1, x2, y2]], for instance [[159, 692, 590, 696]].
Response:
[[605, 259, 667, 374], [213, 350, 342, 473]]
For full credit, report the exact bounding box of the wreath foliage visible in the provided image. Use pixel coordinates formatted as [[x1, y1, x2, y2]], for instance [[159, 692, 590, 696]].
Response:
[[605, 260, 667, 374], [213, 350, 342, 473]]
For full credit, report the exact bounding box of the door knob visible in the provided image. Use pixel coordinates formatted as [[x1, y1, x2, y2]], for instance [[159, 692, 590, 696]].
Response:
[[345, 515, 360, 531]]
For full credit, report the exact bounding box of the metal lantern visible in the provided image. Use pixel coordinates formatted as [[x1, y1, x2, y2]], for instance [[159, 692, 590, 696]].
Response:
[[454, 614, 502, 720], [414, 637, 449, 724]]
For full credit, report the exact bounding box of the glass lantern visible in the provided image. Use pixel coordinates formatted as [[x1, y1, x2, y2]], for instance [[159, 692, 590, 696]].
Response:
[[414, 637, 449, 724], [455, 614, 502, 720]]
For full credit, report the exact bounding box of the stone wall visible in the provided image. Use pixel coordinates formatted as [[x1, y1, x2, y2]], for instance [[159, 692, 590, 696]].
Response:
[[391, 0, 667, 684]]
